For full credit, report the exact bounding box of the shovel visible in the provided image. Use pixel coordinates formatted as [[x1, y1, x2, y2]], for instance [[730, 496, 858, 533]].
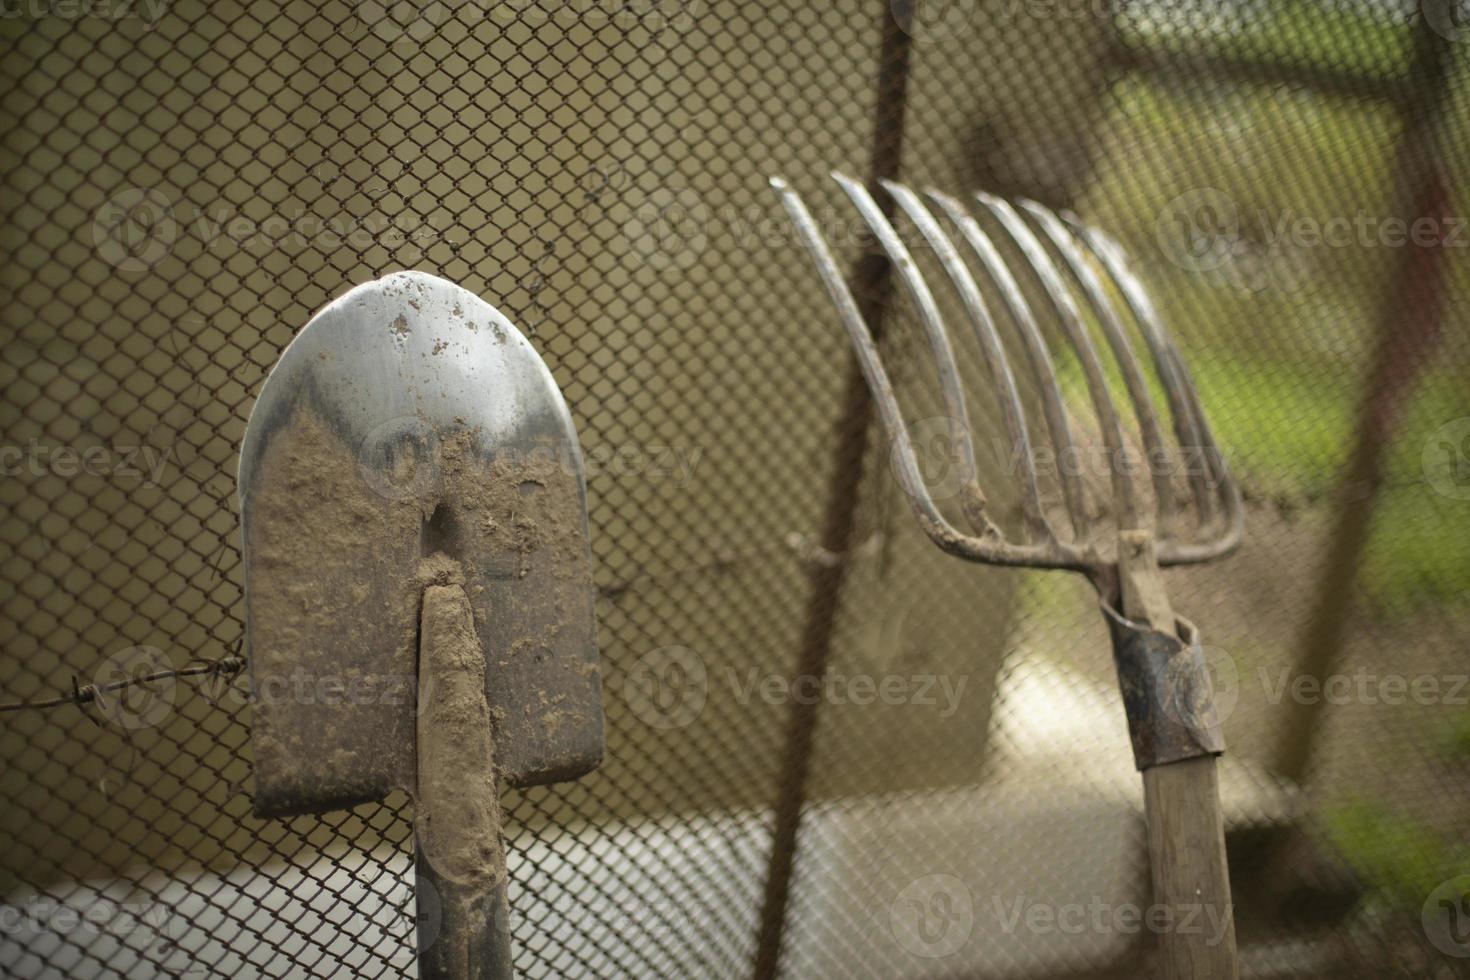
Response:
[[237, 271, 604, 979]]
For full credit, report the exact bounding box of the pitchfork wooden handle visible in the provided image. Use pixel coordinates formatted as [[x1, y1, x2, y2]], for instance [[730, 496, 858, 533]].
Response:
[[1119, 531, 1238, 980]]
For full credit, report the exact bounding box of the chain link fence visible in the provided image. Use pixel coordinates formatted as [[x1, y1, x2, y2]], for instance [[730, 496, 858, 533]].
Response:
[[2, 0, 1468, 976]]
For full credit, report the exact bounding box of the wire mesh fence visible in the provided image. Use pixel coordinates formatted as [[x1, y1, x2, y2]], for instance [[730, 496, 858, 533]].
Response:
[[1, 0, 1468, 977]]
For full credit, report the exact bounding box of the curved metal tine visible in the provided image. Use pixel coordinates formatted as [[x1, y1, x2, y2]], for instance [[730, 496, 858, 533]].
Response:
[[925, 189, 1090, 544], [1017, 199, 1180, 540], [974, 191, 1142, 535], [1162, 355, 1244, 562], [831, 171, 996, 538], [768, 177, 995, 563], [879, 179, 1051, 543], [1063, 218, 1239, 552]]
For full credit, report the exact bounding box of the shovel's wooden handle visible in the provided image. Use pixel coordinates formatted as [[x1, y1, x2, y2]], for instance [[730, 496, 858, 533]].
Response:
[[416, 582, 513, 979], [1119, 530, 1238, 980]]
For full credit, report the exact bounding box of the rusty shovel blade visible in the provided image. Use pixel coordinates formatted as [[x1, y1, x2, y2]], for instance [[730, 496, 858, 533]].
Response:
[[238, 270, 603, 818]]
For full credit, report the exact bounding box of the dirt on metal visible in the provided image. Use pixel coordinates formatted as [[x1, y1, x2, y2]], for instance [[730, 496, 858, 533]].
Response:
[[246, 404, 594, 811], [416, 573, 506, 887]]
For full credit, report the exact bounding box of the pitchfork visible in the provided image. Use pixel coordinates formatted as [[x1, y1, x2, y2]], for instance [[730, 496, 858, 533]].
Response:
[[773, 173, 1244, 979]]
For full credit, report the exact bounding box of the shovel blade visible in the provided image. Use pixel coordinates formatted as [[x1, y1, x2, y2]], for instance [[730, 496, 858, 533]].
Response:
[[239, 271, 602, 817]]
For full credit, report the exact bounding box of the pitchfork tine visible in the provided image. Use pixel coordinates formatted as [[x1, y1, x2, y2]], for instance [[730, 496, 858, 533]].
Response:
[[1070, 220, 1217, 528], [769, 177, 999, 544], [925, 188, 1091, 542], [878, 179, 1051, 541], [975, 191, 1141, 532], [1018, 199, 1179, 538], [1063, 217, 1244, 558], [831, 172, 997, 537], [1059, 216, 1217, 529]]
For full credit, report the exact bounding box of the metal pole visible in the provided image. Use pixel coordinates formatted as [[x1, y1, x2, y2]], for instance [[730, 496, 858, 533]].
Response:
[[1272, 1, 1453, 784], [750, 3, 914, 976]]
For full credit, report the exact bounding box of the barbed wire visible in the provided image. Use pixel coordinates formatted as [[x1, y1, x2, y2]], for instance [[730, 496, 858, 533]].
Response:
[[0, 656, 245, 717]]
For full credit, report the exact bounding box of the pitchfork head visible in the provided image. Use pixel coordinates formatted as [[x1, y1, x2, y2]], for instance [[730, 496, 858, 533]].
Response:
[[771, 173, 1242, 589]]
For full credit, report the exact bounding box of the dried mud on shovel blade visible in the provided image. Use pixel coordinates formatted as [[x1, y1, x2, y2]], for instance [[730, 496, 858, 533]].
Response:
[[243, 408, 602, 817]]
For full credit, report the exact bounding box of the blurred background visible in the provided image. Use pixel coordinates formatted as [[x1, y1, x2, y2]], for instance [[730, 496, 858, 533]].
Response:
[[1, 0, 1468, 976]]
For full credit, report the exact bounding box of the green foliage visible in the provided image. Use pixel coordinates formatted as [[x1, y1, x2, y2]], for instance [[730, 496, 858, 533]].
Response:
[[1323, 800, 1470, 909], [1436, 711, 1470, 759], [1118, 0, 1414, 77], [1190, 355, 1353, 497]]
